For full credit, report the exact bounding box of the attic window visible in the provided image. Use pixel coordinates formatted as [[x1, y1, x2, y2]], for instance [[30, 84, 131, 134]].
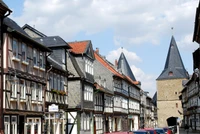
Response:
[[171, 44, 174, 48], [168, 71, 173, 76]]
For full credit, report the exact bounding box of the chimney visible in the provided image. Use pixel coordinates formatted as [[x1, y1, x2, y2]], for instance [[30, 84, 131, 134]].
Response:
[[96, 48, 99, 54], [115, 59, 118, 67]]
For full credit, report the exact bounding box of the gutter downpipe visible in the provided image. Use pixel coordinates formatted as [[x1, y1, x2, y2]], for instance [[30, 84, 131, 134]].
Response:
[[0, 10, 11, 133]]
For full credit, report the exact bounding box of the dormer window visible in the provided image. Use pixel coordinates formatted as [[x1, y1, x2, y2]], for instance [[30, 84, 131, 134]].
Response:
[[168, 71, 173, 76]]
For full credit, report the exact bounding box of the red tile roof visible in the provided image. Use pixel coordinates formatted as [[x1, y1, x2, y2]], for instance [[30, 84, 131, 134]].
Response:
[[94, 51, 123, 78], [68, 40, 89, 54], [94, 51, 140, 86]]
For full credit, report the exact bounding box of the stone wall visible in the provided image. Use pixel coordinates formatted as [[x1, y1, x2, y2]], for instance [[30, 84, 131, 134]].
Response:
[[157, 78, 185, 127]]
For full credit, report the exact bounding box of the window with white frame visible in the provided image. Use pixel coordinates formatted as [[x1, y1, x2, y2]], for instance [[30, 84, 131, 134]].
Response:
[[12, 38, 18, 58], [19, 80, 26, 99], [84, 85, 93, 101], [81, 113, 90, 131], [37, 84, 42, 101], [31, 82, 37, 100], [33, 49, 38, 66], [22, 43, 27, 62], [95, 115, 103, 130], [85, 58, 93, 75], [10, 81, 17, 98], [4, 116, 10, 134], [39, 52, 44, 68], [11, 116, 17, 134]]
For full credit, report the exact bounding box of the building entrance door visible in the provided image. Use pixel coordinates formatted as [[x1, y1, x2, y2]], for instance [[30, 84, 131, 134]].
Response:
[[19, 116, 25, 134]]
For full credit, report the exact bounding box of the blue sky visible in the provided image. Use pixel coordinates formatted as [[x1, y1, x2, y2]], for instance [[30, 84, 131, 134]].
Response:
[[4, 0, 200, 97]]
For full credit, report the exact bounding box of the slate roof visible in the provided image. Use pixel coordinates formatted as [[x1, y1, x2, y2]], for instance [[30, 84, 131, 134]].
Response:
[[152, 92, 157, 107], [22, 24, 47, 38], [3, 17, 51, 52], [47, 53, 66, 72], [0, 0, 12, 15], [4, 17, 29, 36], [117, 52, 136, 81], [34, 36, 71, 49], [68, 40, 90, 54], [157, 36, 189, 80]]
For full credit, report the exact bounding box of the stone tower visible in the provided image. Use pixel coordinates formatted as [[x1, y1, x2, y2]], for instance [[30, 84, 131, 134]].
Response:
[[156, 36, 189, 127]]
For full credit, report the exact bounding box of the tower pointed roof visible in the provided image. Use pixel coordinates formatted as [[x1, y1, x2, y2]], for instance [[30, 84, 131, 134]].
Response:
[[117, 52, 136, 81], [157, 36, 189, 80]]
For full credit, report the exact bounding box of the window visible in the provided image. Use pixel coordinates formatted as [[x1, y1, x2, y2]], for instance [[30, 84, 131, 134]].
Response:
[[53, 74, 57, 89], [49, 74, 53, 90], [22, 43, 27, 61], [62, 50, 65, 64], [37, 84, 42, 101], [31, 82, 37, 100], [11, 116, 17, 134], [33, 49, 38, 66], [20, 80, 26, 99], [84, 85, 93, 101], [12, 39, 18, 58], [168, 71, 173, 76], [85, 58, 93, 75], [61, 76, 64, 91], [81, 113, 90, 131], [4, 116, 10, 134], [39, 52, 44, 68], [11, 81, 17, 98], [57, 76, 60, 90]]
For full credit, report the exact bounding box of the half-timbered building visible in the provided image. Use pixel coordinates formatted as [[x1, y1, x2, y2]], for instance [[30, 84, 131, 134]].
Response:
[[2, 17, 51, 134], [34, 36, 71, 134], [67, 40, 95, 134], [0, 1, 12, 133]]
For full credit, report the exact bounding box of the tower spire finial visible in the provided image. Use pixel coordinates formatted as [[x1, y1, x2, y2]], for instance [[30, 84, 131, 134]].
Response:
[[171, 27, 174, 35], [121, 47, 123, 53]]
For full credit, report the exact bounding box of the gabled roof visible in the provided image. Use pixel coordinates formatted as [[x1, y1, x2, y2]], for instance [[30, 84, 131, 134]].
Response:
[[94, 51, 123, 79], [68, 40, 90, 54], [117, 52, 136, 81], [0, 0, 12, 16], [68, 40, 95, 59], [4, 17, 29, 36], [157, 36, 189, 80], [34, 36, 71, 49], [3, 17, 51, 52], [22, 24, 47, 38]]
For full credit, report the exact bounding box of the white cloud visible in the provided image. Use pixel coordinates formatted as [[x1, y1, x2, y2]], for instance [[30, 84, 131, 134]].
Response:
[[8, 0, 199, 97], [10, 0, 199, 46], [106, 48, 142, 65]]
